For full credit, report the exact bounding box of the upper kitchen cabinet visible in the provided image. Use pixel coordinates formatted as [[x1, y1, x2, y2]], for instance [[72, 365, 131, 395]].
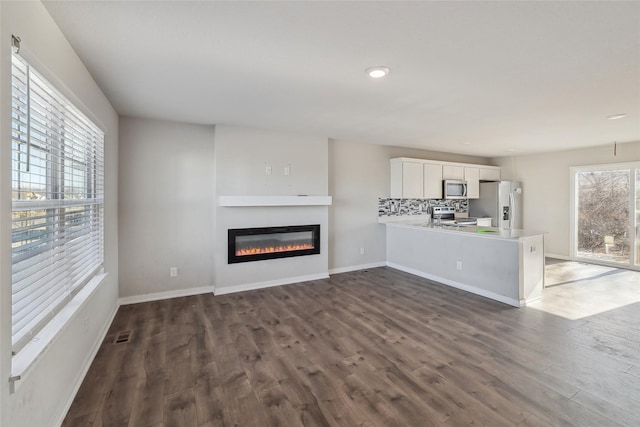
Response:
[[390, 157, 500, 199], [424, 163, 443, 199], [442, 165, 464, 180], [390, 159, 423, 198], [464, 167, 480, 199], [479, 167, 501, 181]]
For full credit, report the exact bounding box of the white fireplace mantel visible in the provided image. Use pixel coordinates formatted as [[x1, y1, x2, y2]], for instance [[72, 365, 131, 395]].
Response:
[[218, 195, 332, 207]]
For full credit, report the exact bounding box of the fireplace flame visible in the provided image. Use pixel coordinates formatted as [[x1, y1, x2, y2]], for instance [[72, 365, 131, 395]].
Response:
[[236, 243, 314, 256]]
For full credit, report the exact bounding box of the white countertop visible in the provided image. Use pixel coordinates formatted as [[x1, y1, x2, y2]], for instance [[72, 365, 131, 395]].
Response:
[[383, 218, 545, 240], [378, 215, 431, 223]]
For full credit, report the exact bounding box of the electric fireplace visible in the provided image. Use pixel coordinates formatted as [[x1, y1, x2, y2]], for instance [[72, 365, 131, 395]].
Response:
[[228, 224, 320, 264]]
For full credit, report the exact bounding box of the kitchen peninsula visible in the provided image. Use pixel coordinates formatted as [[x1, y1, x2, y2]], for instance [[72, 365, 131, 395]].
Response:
[[383, 218, 545, 307]]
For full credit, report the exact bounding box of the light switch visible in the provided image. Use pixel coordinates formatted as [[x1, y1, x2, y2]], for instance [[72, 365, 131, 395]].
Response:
[[265, 164, 272, 175]]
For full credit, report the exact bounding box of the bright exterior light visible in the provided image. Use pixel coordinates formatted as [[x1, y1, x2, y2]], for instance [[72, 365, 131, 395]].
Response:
[[366, 66, 390, 79]]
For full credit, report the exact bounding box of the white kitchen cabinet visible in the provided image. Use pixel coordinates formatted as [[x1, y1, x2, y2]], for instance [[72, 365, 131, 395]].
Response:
[[423, 163, 443, 199], [464, 167, 480, 199], [442, 165, 464, 180], [390, 159, 423, 198], [391, 158, 499, 200], [479, 167, 501, 181], [402, 162, 424, 198]]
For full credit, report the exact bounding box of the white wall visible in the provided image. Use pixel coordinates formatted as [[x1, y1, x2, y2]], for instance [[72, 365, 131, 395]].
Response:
[[493, 140, 640, 257], [118, 124, 491, 293], [118, 122, 330, 298], [215, 126, 328, 197], [0, 2, 119, 426], [328, 139, 490, 272], [118, 117, 216, 301], [213, 125, 330, 291]]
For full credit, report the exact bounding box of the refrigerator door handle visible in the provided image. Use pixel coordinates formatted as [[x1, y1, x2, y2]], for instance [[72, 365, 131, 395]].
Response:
[[508, 192, 515, 229]]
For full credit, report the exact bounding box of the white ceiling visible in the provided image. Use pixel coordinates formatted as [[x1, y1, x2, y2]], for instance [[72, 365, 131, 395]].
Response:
[[43, 1, 640, 157]]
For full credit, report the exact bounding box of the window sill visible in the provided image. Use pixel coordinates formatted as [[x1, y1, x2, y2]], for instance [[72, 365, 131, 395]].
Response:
[[10, 272, 108, 393]]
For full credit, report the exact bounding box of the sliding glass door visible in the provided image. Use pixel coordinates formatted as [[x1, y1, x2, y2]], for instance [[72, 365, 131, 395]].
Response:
[[571, 163, 639, 269], [636, 169, 640, 267]]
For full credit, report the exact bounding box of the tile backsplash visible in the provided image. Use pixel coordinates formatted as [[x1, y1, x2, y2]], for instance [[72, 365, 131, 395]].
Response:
[[378, 198, 469, 217]]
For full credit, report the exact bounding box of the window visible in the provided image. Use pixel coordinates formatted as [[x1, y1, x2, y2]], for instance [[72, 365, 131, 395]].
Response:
[[11, 53, 104, 354]]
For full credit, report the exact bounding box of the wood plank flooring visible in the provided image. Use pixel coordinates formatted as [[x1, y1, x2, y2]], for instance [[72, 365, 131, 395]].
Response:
[[62, 267, 640, 426]]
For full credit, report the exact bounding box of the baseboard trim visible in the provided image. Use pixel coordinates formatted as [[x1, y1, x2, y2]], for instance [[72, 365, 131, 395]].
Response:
[[55, 302, 118, 427], [545, 253, 571, 261], [329, 262, 387, 275], [118, 286, 214, 305], [386, 262, 521, 307], [520, 294, 543, 306], [214, 273, 329, 296]]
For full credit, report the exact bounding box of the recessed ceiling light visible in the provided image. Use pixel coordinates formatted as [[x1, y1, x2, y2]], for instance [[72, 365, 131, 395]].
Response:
[[366, 66, 390, 79], [505, 149, 516, 153], [463, 142, 471, 146], [607, 113, 627, 120]]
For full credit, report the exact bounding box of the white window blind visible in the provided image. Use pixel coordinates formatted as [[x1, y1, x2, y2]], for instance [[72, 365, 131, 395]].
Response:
[[11, 53, 104, 354]]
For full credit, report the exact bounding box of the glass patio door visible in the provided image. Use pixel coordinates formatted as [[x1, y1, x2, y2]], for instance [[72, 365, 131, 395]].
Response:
[[635, 168, 640, 267], [571, 163, 639, 270]]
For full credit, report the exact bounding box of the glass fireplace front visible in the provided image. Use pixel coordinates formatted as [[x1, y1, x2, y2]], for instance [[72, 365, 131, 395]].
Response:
[[228, 224, 320, 264]]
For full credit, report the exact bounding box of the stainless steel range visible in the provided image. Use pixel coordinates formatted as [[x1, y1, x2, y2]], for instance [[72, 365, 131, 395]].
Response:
[[432, 206, 455, 225], [432, 206, 478, 226]]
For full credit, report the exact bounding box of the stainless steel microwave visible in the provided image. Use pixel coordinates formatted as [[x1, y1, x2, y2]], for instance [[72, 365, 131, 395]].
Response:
[[443, 180, 468, 199]]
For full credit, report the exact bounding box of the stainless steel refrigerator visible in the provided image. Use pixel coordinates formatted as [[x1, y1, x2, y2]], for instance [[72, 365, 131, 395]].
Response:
[[469, 181, 523, 229]]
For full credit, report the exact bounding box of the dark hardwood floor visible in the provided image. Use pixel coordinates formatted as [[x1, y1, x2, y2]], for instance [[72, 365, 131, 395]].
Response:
[[62, 267, 640, 426]]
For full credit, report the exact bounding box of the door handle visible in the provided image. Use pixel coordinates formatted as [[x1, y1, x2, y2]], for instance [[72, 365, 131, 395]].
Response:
[[509, 193, 515, 229]]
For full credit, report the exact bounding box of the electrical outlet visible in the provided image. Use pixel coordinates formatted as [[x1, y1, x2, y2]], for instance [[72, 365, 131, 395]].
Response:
[[170, 267, 178, 277], [360, 247, 365, 255], [456, 261, 463, 270]]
